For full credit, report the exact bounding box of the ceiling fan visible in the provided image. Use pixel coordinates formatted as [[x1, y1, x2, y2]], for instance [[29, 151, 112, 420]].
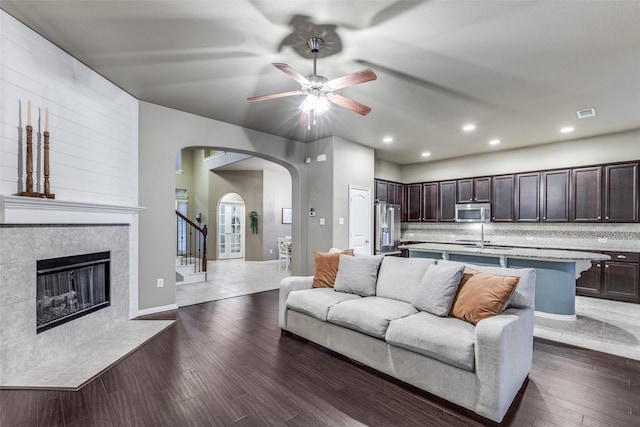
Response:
[[248, 37, 377, 120]]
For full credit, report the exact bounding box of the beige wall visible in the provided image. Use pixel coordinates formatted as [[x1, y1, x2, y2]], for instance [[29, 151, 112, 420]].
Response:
[[374, 158, 402, 182], [400, 129, 640, 183], [138, 102, 307, 311], [302, 136, 375, 267], [333, 137, 375, 251], [209, 170, 263, 261]]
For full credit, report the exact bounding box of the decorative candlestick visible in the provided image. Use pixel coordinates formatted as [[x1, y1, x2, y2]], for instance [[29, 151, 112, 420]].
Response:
[[19, 103, 54, 199], [25, 124, 34, 193], [43, 130, 51, 195]]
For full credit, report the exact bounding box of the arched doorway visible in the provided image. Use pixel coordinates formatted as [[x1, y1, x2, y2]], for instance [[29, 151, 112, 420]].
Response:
[[217, 193, 245, 260]]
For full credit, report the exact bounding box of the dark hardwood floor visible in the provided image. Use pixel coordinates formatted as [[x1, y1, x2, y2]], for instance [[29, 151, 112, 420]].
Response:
[[2, 290, 639, 426]]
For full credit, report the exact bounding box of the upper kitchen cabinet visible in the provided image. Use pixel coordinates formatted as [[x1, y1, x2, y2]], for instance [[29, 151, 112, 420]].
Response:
[[457, 177, 491, 203], [390, 183, 404, 207], [406, 182, 438, 222], [541, 169, 570, 222], [492, 175, 515, 222], [375, 179, 388, 203], [604, 163, 638, 222], [406, 183, 422, 222], [422, 183, 439, 221], [572, 163, 638, 223], [439, 181, 457, 221], [515, 172, 541, 222], [572, 166, 602, 222]]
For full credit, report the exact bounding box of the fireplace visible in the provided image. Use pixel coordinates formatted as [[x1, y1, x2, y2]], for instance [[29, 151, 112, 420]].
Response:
[[36, 251, 111, 333]]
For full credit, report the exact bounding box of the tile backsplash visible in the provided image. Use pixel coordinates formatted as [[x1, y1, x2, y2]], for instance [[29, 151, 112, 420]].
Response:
[[402, 222, 640, 253]]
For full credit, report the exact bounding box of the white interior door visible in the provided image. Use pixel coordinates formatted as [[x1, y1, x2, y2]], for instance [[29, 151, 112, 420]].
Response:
[[218, 202, 244, 260], [349, 186, 372, 255]]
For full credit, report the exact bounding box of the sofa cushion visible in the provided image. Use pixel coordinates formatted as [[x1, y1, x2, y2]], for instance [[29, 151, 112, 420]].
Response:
[[286, 288, 361, 321], [413, 263, 465, 316], [376, 257, 436, 303], [386, 312, 476, 372], [327, 297, 418, 339], [334, 254, 384, 296], [312, 249, 354, 288], [451, 268, 520, 325], [437, 260, 535, 309]]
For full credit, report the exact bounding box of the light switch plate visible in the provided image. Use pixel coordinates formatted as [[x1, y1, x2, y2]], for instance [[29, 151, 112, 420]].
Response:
[[319, 218, 325, 225]]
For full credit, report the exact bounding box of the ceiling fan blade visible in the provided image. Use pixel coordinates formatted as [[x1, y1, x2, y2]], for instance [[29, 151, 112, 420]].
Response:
[[247, 91, 300, 102], [273, 63, 310, 85], [327, 68, 377, 90], [327, 93, 372, 116]]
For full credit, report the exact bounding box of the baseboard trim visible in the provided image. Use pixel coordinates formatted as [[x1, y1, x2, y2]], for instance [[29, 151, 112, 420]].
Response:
[[534, 311, 576, 321], [135, 304, 179, 317]]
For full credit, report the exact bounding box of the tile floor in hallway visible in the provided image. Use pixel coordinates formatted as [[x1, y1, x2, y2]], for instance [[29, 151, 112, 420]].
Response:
[[183, 259, 640, 361], [175, 259, 291, 307]]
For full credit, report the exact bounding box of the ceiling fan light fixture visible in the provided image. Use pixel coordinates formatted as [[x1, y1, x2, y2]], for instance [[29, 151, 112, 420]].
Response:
[[300, 90, 330, 115]]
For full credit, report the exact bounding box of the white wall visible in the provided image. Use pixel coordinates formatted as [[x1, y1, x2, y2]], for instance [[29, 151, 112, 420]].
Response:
[[0, 10, 140, 317], [0, 11, 138, 204], [401, 129, 640, 183]]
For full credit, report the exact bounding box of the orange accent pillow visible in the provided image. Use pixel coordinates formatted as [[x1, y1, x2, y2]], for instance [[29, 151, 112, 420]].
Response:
[[312, 250, 355, 288], [451, 268, 520, 324]]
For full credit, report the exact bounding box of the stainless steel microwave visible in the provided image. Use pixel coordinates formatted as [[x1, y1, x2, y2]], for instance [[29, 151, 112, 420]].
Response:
[[455, 203, 491, 223]]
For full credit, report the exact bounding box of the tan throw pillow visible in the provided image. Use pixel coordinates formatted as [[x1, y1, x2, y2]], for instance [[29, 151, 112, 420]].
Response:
[[312, 249, 355, 288], [451, 268, 520, 324]]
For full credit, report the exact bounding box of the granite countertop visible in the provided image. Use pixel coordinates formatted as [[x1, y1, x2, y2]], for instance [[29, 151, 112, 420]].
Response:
[[401, 242, 610, 262]]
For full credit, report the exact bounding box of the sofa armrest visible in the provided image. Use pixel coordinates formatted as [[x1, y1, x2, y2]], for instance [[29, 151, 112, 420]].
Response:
[[279, 276, 314, 329], [473, 307, 535, 422]]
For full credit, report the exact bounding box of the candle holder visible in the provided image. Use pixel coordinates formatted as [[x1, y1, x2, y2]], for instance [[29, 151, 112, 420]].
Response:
[[18, 108, 55, 199]]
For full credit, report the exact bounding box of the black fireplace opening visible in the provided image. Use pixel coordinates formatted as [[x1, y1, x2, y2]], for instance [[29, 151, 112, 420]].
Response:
[[36, 251, 111, 333]]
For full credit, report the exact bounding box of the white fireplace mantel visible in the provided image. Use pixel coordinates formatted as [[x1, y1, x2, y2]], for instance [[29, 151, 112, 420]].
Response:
[[0, 195, 144, 224]]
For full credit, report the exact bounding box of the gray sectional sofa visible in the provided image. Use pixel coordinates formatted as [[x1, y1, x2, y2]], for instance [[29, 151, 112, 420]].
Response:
[[278, 255, 536, 423]]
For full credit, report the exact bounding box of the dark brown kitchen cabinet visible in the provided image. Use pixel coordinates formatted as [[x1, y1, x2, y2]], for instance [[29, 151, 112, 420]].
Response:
[[515, 172, 540, 222], [492, 175, 515, 222], [393, 183, 404, 207], [457, 177, 491, 203], [375, 179, 388, 203], [422, 183, 439, 221], [387, 182, 398, 205], [575, 261, 602, 296], [572, 166, 602, 222], [541, 169, 570, 222], [604, 163, 638, 222], [577, 251, 640, 303], [439, 181, 456, 221], [406, 184, 423, 222]]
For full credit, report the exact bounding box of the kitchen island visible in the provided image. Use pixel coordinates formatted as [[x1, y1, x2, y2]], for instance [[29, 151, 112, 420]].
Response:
[[402, 242, 610, 320]]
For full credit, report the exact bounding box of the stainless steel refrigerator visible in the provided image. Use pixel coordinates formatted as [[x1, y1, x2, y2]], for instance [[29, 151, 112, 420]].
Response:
[[374, 203, 401, 254]]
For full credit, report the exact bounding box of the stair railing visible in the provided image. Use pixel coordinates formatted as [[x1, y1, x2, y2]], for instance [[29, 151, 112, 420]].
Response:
[[175, 210, 207, 275]]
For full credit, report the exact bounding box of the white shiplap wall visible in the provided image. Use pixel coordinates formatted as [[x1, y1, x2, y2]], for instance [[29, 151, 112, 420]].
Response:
[[0, 10, 141, 317], [0, 11, 138, 205]]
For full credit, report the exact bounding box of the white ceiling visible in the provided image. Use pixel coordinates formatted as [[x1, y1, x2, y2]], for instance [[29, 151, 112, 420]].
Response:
[[3, 1, 640, 165]]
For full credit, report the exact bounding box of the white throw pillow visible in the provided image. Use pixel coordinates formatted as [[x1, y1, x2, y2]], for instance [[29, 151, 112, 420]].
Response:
[[413, 263, 465, 316], [333, 254, 384, 296]]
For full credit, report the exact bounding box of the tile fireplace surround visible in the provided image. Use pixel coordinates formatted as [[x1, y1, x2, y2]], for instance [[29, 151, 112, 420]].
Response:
[[0, 196, 145, 385]]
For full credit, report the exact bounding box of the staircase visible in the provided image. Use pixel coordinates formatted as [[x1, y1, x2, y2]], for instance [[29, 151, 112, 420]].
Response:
[[175, 211, 207, 285]]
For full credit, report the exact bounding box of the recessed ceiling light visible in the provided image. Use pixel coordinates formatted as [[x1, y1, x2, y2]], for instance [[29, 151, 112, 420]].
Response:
[[560, 126, 574, 134], [462, 124, 476, 132], [421, 152, 431, 157], [489, 139, 501, 146], [382, 136, 393, 143]]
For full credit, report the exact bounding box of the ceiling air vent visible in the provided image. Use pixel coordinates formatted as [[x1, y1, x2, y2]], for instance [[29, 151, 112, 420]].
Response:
[[576, 108, 596, 119]]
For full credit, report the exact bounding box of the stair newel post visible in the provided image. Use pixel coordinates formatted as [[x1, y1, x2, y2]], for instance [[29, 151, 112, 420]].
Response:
[[202, 224, 208, 273]]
